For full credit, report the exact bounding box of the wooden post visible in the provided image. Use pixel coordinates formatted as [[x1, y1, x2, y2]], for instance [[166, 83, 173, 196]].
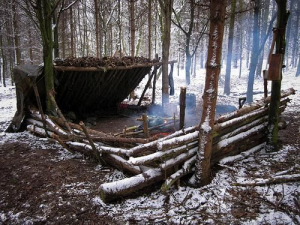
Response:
[[179, 87, 186, 129], [152, 54, 159, 104], [263, 70, 268, 98], [142, 113, 150, 138]]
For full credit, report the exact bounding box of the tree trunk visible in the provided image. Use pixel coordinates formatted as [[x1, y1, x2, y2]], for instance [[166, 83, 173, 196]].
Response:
[[296, 57, 300, 77], [285, 0, 296, 69], [292, 1, 299, 68], [12, 0, 21, 65], [70, 7, 75, 57], [158, 0, 173, 106], [224, 0, 236, 95], [246, 0, 260, 103], [36, 0, 55, 113], [148, 0, 152, 59], [130, 0, 135, 57], [194, 0, 226, 186], [0, 24, 6, 87], [266, 0, 289, 151], [256, 0, 270, 77], [94, 0, 100, 58], [53, 10, 59, 58]]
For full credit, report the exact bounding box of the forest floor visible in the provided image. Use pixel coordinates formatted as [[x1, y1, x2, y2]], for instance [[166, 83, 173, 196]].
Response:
[[0, 67, 299, 224], [0, 99, 299, 224]]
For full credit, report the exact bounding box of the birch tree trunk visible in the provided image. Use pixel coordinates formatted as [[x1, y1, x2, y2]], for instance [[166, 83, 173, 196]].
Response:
[[194, 0, 226, 186]]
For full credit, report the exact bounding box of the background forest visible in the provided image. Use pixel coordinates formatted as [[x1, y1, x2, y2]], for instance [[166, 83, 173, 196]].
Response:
[[0, 0, 299, 89]]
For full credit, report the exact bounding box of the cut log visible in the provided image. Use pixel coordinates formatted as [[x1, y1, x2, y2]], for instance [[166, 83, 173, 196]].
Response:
[[157, 131, 199, 151], [50, 116, 111, 138], [215, 88, 295, 124], [129, 141, 198, 166], [67, 142, 141, 175], [126, 126, 197, 157], [160, 147, 197, 171], [99, 168, 164, 202]]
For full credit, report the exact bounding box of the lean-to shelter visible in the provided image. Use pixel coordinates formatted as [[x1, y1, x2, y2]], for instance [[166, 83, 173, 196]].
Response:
[[7, 56, 161, 132]]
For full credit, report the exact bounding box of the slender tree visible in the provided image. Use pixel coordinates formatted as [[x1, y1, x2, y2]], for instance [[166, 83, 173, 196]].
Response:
[[158, 0, 173, 106], [172, 0, 208, 86], [194, 0, 226, 186], [224, 0, 237, 95], [266, 0, 289, 151], [246, 0, 260, 103]]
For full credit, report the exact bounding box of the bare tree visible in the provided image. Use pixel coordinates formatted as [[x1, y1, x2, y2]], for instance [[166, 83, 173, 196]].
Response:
[[194, 0, 226, 186], [158, 0, 173, 106]]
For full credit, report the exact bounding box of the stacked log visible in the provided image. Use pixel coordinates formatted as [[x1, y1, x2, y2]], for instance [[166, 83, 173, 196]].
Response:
[[26, 88, 295, 202]]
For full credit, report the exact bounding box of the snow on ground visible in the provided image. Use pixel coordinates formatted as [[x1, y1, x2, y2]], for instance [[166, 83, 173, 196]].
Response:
[[0, 63, 299, 224]]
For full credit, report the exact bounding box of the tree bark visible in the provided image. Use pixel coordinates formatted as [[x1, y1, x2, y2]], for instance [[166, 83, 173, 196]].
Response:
[[158, 0, 173, 106], [266, 0, 289, 151], [194, 0, 226, 186]]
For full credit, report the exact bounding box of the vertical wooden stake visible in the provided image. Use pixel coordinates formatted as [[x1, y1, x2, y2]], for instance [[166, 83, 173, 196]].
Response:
[[179, 87, 186, 129], [173, 112, 176, 132], [142, 113, 150, 138]]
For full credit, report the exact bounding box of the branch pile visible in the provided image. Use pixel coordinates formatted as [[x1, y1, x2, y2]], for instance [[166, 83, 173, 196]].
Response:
[[26, 88, 295, 203], [55, 56, 158, 68]]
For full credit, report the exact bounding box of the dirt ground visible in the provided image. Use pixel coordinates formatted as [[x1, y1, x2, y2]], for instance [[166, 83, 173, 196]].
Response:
[[0, 108, 299, 224]]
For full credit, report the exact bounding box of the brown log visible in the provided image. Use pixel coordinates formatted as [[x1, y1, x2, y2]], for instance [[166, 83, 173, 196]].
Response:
[[50, 116, 111, 138], [103, 154, 142, 175], [142, 114, 150, 138], [179, 87, 186, 129], [91, 135, 154, 144]]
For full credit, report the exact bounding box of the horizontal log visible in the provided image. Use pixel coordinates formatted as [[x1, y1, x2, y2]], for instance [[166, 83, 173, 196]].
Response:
[[67, 142, 141, 175], [99, 168, 164, 202], [126, 126, 197, 157], [30, 112, 68, 136], [129, 141, 198, 166], [160, 147, 197, 171], [27, 124, 55, 138], [92, 135, 156, 144], [218, 143, 265, 165], [157, 131, 199, 151], [103, 154, 142, 175], [215, 88, 295, 123], [50, 116, 111, 138]]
